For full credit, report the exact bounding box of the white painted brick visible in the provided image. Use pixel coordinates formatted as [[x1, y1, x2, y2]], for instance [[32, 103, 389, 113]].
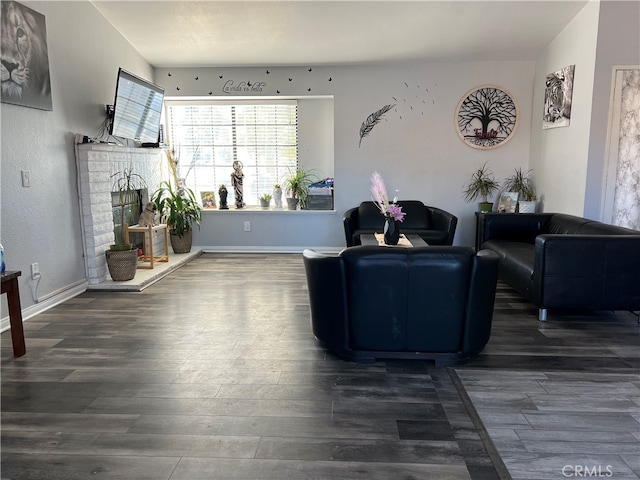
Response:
[[93, 224, 115, 239], [92, 212, 114, 227], [88, 170, 111, 185], [86, 223, 111, 241], [86, 232, 113, 250], [95, 253, 107, 268], [90, 200, 112, 214], [97, 232, 115, 247], [91, 180, 113, 195], [77, 145, 167, 285], [87, 152, 109, 166], [82, 201, 94, 217], [88, 266, 108, 284], [79, 171, 91, 189]]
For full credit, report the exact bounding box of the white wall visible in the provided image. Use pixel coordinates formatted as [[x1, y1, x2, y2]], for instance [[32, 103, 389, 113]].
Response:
[[530, 0, 640, 220], [297, 96, 334, 179], [529, 0, 600, 216], [155, 61, 535, 249], [584, 0, 640, 220], [13, 0, 632, 322], [1, 1, 152, 314]]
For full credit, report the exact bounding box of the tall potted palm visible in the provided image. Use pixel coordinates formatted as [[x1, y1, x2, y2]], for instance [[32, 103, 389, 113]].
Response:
[[283, 167, 316, 210], [463, 162, 501, 212], [106, 168, 145, 281], [503, 167, 537, 213], [152, 181, 202, 253]]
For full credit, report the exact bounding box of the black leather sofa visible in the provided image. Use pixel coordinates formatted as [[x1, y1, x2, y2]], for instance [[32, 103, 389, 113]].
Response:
[[303, 246, 499, 365], [477, 213, 640, 320], [343, 201, 457, 247]]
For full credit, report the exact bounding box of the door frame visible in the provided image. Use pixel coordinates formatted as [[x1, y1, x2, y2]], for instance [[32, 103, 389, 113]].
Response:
[[601, 65, 640, 224]]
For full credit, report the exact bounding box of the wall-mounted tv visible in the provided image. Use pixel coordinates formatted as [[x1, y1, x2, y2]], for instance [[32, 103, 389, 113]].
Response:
[[109, 68, 164, 144]]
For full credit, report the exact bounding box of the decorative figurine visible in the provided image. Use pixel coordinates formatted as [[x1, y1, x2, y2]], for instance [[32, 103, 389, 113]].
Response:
[[218, 184, 229, 209], [273, 184, 283, 208], [138, 202, 157, 226], [231, 160, 245, 209]]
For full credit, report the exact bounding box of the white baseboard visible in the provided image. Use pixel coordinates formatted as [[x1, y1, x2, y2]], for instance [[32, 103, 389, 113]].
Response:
[[1, 281, 88, 333], [199, 245, 343, 254]]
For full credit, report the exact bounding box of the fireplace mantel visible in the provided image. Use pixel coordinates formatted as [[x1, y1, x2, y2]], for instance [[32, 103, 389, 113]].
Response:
[[75, 143, 168, 284]]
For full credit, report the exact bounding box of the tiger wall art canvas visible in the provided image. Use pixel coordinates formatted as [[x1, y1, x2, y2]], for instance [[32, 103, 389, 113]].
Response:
[[1, 1, 52, 111], [543, 65, 575, 129]]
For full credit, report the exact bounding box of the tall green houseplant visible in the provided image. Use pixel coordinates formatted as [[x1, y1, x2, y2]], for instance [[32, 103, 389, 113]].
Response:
[[503, 167, 537, 213], [106, 168, 146, 281], [503, 167, 536, 200], [152, 181, 202, 253], [283, 167, 317, 209], [463, 162, 501, 212], [111, 168, 147, 249]]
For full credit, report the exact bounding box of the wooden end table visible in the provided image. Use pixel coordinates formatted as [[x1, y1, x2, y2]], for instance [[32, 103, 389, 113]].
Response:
[[124, 224, 169, 269], [1, 271, 26, 357]]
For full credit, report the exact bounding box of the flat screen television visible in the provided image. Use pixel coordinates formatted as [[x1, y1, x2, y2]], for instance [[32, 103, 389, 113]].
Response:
[[109, 68, 165, 144]]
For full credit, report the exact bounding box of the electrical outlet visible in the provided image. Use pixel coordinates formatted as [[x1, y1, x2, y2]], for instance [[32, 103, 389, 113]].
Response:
[[31, 262, 40, 279], [244, 221, 251, 232], [21, 170, 31, 187]]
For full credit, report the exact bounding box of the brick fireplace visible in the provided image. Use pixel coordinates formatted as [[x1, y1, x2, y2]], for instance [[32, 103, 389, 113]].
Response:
[[75, 143, 167, 284]]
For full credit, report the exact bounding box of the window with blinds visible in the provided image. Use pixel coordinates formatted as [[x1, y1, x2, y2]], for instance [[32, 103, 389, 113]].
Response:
[[165, 100, 298, 206]]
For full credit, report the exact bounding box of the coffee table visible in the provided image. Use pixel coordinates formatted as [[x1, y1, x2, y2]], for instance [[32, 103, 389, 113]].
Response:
[[360, 233, 428, 247]]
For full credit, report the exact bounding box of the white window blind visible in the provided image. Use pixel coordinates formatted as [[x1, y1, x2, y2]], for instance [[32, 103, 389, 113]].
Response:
[[166, 100, 298, 206]]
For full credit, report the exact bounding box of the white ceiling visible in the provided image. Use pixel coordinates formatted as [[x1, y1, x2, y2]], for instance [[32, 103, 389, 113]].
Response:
[[92, 0, 589, 68]]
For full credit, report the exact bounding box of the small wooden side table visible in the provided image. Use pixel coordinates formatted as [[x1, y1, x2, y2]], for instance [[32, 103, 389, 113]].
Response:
[[124, 224, 169, 269], [1, 271, 26, 357]]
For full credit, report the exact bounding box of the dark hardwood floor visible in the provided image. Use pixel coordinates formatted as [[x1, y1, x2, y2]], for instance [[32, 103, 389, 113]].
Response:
[[2, 253, 638, 480]]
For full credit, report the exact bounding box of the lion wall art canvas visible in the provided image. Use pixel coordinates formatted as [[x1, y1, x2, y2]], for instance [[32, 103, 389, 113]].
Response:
[[1, 1, 52, 111]]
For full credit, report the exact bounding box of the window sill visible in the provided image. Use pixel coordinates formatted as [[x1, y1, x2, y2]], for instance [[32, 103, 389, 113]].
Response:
[[202, 207, 336, 214]]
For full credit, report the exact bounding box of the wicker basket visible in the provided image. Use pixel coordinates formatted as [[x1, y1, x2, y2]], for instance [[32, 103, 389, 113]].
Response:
[[170, 230, 193, 254], [105, 249, 138, 281]]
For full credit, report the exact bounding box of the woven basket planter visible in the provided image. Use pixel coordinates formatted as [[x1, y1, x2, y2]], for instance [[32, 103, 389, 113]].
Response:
[[105, 249, 138, 281], [170, 230, 193, 254]]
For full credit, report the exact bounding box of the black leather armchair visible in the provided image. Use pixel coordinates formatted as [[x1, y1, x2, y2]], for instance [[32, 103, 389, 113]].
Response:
[[343, 201, 457, 247], [303, 246, 499, 365]]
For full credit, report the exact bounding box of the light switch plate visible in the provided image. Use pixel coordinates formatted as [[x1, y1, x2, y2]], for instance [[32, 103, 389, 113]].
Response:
[[21, 170, 31, 187]]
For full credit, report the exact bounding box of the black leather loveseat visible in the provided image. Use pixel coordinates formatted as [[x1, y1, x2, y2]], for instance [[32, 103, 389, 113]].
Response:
[[303, 246, 499, 365], [478, 213, 640, 320], [343, 201, 457, 247]]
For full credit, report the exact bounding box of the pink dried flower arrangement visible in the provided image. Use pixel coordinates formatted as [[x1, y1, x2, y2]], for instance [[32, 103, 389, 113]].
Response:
[[370, 172, 406, 222]]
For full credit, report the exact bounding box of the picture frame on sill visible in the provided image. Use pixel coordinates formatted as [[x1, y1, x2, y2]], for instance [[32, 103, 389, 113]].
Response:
[[497, 192, 518, 213], [200, 191, 216, 209]]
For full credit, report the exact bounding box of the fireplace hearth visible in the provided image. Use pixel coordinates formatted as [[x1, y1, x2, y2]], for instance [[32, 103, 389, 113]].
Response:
[[75, 143, 168, 284]]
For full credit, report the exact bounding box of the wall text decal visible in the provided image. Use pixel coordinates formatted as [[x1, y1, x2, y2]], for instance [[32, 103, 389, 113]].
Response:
[[223, 80, 267, 94]]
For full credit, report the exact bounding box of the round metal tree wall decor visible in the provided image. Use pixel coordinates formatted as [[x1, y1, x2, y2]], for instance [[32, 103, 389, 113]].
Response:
[[455, 85, 518, 149]]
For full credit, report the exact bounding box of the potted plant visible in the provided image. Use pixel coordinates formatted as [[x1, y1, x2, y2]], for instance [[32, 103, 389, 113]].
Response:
[[503, 167, 537, 213], [463, 162, 501, 212], [283, 167, 316, 210], [106, 168, 146, 281], [259, 193, 272, 208], [152, 181, 202, 253]]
